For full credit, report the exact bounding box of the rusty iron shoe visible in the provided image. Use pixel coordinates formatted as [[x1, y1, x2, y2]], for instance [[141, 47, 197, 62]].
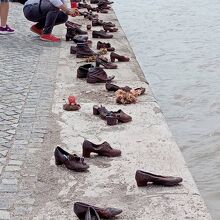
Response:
[[70, 42, 92, 55], [92, 30, 113, 39], [110, 52, 130, 62], [96, 56, 117, 69], [112, 109, 132, 123], [93, 105, 131, 124], [74, 202, 122, 219], [54, 147, 89, 172], [87, 67, 115, 83], [90, 0, 99, 3], [93, 105, 118, 125], [76, 43, 97, 58], [93, 105, 111, 119], [77, 64, 94, 78], [103, 21, 115, 27], [82, 140, 121, 157], [105, 82, 145, 95], [97, 2, 111, 10], [105, 82, 131, 92], [66, 28, 88, 41], [65, 20, 82, 29], [97, 41, 115, 51], [135, 170, 183, 187], [92, 19, 103, 26], [72, 35, 89, 44], [85, 207, 100, 220], [103, 25, 118, 32]]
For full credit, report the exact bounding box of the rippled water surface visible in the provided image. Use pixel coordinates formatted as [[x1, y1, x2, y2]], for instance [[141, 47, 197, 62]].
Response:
[[113, 0, 220, 219]]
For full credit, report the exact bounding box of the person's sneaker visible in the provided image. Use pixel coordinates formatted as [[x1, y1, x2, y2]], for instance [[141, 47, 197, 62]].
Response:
[[0, 25, 15, 35], [40, 34, 61, 42], [30, 25, 42, 35]]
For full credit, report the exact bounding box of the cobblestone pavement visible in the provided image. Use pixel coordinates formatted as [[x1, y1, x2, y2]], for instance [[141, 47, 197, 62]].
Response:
[[0, 4, 61, 219]]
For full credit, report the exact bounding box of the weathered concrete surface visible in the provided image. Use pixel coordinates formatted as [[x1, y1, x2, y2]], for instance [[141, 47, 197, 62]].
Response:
[[49, 6, 211, 220], [0, 2, 211, 220]]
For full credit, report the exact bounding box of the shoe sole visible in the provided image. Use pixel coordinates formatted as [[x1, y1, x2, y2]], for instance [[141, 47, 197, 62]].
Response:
[[30, 28, 41, 36], [0, 31, 15, 35], [40, 37, 61, 43]]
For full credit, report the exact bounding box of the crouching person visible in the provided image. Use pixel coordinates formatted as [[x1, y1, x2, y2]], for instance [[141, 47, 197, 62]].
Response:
[[23, 0, 79, 42]]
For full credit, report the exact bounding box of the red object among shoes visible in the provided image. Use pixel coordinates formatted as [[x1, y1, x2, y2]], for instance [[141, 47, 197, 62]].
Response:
[[40, 34, 61, 42], [68, 96, 76, 105], [30, 25, 42, 36]]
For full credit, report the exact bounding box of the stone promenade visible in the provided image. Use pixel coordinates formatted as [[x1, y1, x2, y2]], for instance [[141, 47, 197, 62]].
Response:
[[0, 2, 211, 220], [0, 3, 61, 219]]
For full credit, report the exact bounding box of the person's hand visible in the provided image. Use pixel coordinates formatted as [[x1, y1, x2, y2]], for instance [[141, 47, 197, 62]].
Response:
[[68, 8, 80, 17]]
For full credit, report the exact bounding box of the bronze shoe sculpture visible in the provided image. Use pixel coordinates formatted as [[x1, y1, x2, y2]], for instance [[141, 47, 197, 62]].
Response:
[[90, 0, 99, 3], [77, 64, 94, 78], [66, 28, 88, 41], [105, 82, 131, 92], [96, 56, 117, 69], [93, 105, 132, 124], [103, 21, 115, 27], [92, 30, 113, 39], [54, 147, 89, 172], [135, 170, 183, 187], [97, 2, 111, 10], [97, 41, 115, 51], [110, 52, 130, 62], [112, 109, 132, 123], [92, 19, 104, 26], [76, 43, 97, 58], [82, 140, 121, 157], [74, 202, 122, 219], [106, 82, 145, 95], [87, 67, 115, 83], [85, 207, 100, 220], [103, 25, 118, 32], [93, 105, 118, 126], [65, 20, 82, 29], [72, 35, 89, 44]]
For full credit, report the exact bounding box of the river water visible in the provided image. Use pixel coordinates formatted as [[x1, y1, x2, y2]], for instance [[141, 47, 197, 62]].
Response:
[[113, 0, 220, 219]]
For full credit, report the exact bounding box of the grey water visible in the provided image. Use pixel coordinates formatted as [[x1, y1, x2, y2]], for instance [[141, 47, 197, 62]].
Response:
[[113, 0, 220, 219]]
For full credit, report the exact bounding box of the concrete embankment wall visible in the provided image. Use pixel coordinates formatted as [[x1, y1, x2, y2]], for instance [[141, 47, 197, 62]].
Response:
[[50, 5, 212, 220]]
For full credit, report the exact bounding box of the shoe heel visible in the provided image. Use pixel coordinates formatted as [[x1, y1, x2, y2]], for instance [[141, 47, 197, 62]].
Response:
[[82, 150, 91, 158], [136, 180, 148, 187], [55, 159, 63, 166], [110, 57, 115, 62], [70, 46, 76, 54], [96, 61, 100, 67], [66, 36, 71, 41], [93, 105, 100, 115], [106, 115, 118, 126]]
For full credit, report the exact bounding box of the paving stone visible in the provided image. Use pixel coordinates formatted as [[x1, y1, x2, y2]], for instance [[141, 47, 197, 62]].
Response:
[[0, 210, 10, 219], [8, 160, 23, 166], [0, 158, 7, 165], [0, 166, 3, 175], [0, 184, 17, 193], [0, 199, 10, 209], [2, 179, 18, 185], [5, 166, 21, 172], [0, 150, 8, 157]]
